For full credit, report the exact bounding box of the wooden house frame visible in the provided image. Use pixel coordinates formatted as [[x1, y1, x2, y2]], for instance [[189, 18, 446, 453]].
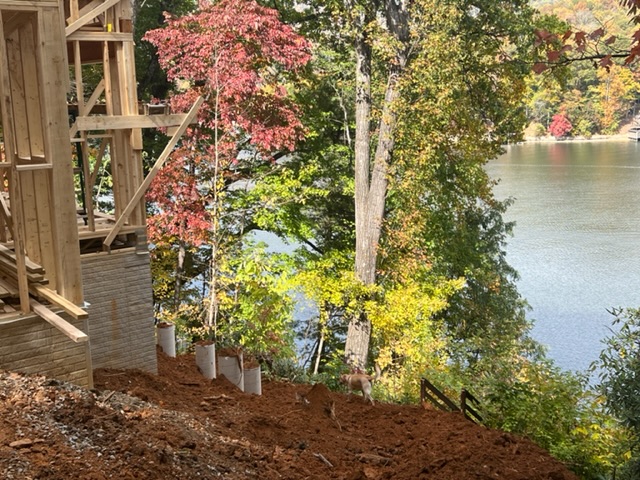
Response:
[[0, 0, 199, 387]]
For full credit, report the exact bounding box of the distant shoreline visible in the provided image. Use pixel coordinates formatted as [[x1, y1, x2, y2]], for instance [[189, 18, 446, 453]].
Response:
[[522, 133, 630, 143]]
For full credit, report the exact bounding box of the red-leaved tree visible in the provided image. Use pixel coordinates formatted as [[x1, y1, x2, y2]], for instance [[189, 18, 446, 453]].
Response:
[[548, 113, 573, 138], [144, 0, 310, 329]]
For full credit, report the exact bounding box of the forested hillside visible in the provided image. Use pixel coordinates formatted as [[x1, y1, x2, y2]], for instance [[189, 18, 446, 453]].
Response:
[[527, 0, 640, 137], [118, 1, 640, 478]]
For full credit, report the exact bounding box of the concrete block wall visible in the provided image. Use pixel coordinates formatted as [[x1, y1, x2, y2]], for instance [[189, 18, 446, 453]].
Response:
[[82, 248, 158, 374], [0, 315, 90, 387]]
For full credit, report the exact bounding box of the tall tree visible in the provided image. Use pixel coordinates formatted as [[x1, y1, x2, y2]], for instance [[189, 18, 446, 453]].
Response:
[[344, 0, 411, 368], [307, 0, 538, 369]]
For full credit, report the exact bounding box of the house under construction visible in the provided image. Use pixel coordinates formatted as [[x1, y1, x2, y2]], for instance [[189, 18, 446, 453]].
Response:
[[0, 0, 199, 387]]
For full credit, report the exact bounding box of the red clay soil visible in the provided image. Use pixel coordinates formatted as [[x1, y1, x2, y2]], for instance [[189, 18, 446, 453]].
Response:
[[0, 349, 580, 480]]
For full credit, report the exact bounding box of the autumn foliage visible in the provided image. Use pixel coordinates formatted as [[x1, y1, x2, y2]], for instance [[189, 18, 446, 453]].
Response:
[[548, 113, 573, 138], [143, 0, 311, 245]]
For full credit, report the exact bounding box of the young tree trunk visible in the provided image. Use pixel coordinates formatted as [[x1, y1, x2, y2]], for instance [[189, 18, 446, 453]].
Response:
[[174, 238, 186, 310]]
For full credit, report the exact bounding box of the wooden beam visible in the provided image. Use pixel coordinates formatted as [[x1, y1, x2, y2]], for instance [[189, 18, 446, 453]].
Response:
[[3, 21, 31, 313], [14, 163, 53, 171], [89, 137, 108, 189], [30, 284, 88, 320], [76, 113, 191, 131], [0, 2, 57, 9], [31, 300, 88, 343], [103, 96, 204, 247], [67, 31, 132, 42], [84, 79, 106, 114], [39, 8, 83, 304], [0, 194, 13, 235], [65, 0, 121, 37]]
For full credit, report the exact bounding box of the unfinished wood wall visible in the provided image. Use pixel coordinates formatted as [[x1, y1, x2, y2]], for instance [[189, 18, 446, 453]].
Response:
[[0, 0, 199, 387], [0, 1, 82, 309]]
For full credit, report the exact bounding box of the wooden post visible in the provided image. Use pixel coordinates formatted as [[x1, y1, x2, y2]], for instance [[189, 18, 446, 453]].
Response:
[[38, 8, 83, 304], [0, 14, 30, 313]]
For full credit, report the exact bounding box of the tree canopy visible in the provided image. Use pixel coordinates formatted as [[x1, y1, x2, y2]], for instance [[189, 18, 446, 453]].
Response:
[[131, 1, 640, 476]]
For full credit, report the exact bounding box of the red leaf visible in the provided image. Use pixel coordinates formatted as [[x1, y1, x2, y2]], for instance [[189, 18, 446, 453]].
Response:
[[532, 62, 548, 74], [546, 50, 560, 62], [589, 27, 605, 40], [599, 55, 613, 68], [605, 35, 617, 45]]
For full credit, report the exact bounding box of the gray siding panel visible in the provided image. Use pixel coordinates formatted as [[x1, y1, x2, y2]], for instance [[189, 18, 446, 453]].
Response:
[[82, 249, 157, 374]]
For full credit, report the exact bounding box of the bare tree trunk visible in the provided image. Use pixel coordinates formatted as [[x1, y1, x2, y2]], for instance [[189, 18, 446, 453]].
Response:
[[345, 27, 374, 370], [344, 0, 409, 370]]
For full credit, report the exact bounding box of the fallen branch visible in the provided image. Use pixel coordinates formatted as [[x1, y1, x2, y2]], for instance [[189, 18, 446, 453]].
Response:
[[102, 391, 116, 403], [314, 452, 333, 468], [324, 401, 342, 432]]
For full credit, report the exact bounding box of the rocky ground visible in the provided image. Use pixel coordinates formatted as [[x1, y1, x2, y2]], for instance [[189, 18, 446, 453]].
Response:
[[0, 350, 579, 479]]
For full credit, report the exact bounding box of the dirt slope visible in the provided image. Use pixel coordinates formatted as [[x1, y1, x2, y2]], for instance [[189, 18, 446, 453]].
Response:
[[0, 350, 579, 480]]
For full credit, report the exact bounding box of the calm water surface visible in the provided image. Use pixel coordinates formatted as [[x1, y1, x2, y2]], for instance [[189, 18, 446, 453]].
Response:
[[487, 141, 640, 372]]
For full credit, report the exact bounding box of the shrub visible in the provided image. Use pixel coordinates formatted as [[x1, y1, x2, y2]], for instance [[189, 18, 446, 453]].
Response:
[[548, 113, 573, 138]]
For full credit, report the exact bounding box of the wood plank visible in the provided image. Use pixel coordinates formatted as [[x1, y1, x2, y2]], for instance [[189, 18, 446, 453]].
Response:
[[38, 9, 83, 304], [22, 18, 47, 270], [76, 113, 190, 131], [73, 40, 84, 115], [0, 193, 13, 236], [14, 163, 52, 171], [0, 15, 16, 245], [30, 284, 88, 320], [0, 244, 44, 274], [0, 275, 19, 297], [20, 18, 46, 162], [107, 47, 130, 223], [67, 31, 132, 42], [31, 299, 88, 343], [0, 2, 57, 9], [5, 22, 31, 313], [69, 0, 80, 22], [121, 39, 144, 224], [76, 0, 102, 18], [65, 0, 121, 37], [0, 254, 46, 283], [104, 96, 204, 247], [88, 137, 108, 190], [84, 79, 106, 115]]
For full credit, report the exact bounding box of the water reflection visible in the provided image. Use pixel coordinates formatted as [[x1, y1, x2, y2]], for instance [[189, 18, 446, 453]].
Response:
[[487, 141, 640, 372]]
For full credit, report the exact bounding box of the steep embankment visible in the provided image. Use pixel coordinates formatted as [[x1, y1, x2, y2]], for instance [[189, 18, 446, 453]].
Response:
[[0, 351, 578, 479]]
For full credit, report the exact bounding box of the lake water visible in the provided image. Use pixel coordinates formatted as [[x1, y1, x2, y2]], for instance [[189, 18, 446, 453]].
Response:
[[486, 141, 640, 373]]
